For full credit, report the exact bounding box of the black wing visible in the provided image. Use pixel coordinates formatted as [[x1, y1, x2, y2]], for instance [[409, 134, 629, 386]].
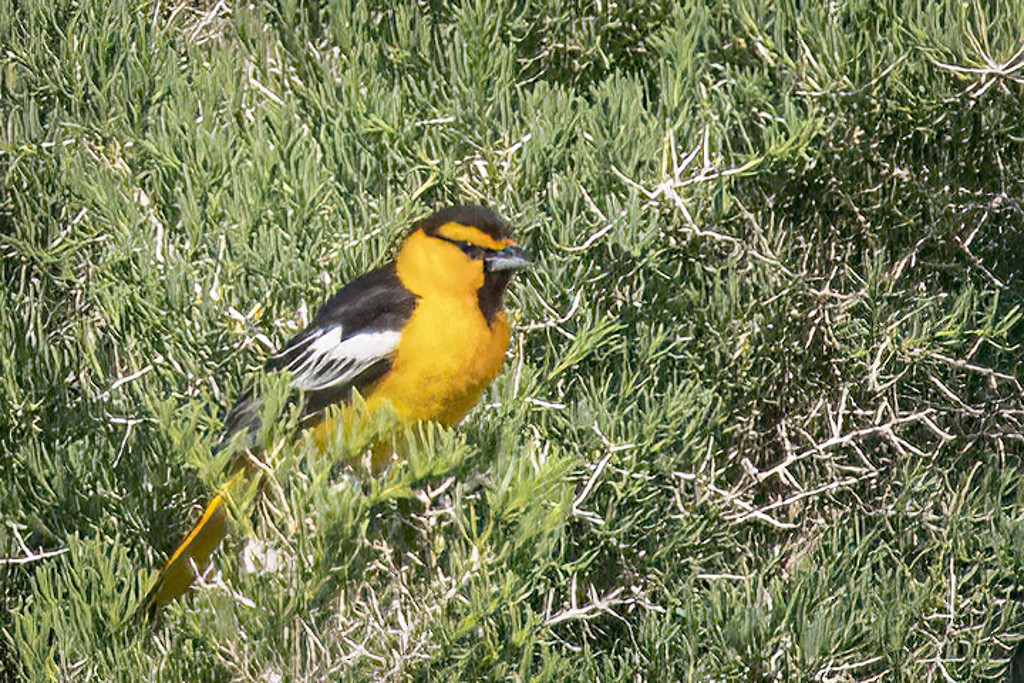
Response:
[[222, 263, 418, 442]]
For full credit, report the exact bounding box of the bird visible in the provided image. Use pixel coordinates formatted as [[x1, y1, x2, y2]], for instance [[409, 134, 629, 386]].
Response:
[[136, 204, 530, 620]]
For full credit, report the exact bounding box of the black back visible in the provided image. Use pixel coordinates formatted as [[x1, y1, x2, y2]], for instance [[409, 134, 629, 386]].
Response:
[[221, 263, 417, 445]]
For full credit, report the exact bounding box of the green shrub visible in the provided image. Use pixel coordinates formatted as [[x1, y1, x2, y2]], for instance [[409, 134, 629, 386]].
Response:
[[2, 0, 1022, 680]]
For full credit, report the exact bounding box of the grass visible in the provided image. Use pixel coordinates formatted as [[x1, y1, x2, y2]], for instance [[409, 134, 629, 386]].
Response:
[[2, 0, 1023, 680]]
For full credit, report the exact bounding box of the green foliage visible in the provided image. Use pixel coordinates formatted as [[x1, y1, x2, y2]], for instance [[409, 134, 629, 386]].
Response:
[[2, 0, 1023, 680]]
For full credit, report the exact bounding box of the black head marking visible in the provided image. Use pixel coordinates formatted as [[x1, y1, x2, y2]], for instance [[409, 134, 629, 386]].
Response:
[[413, 204, 522, 325], [414, 204, 513, 242]]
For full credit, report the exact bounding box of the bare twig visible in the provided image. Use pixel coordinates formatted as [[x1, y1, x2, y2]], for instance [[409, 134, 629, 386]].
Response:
[[0, 546, 69, 565]]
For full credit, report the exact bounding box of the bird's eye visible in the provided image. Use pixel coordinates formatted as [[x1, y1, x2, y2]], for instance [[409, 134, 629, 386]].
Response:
[[458, 242, 485, 259], [436, 234, 487, 260]]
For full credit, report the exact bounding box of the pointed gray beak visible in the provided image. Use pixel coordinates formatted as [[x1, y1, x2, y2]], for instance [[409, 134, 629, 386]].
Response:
[[485, 245, 531, 272]]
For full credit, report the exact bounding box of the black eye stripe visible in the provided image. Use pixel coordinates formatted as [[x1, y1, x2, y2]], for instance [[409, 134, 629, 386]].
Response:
[[433, 234, 494, 258]]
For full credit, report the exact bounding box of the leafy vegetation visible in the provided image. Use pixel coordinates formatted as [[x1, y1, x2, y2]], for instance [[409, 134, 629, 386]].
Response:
[[2, 0, 1023, 680]]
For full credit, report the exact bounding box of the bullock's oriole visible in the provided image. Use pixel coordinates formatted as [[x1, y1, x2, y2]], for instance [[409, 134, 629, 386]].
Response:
[[137, 204, 529, 619]]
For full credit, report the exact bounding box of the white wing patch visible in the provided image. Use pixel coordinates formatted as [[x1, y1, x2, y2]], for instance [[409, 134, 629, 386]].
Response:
[[277, 327, 401, 392]]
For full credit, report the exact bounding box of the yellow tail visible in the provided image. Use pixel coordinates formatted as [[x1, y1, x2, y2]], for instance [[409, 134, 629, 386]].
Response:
[[136, 465, 259, 621]]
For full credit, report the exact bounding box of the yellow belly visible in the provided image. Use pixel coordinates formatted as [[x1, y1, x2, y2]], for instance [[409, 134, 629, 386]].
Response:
[[308, 296, 510, 457], [368, 296, 510, 424]]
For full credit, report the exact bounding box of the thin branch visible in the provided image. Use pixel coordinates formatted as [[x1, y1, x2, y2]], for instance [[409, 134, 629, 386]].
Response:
[[0, 546, 69, 565]]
